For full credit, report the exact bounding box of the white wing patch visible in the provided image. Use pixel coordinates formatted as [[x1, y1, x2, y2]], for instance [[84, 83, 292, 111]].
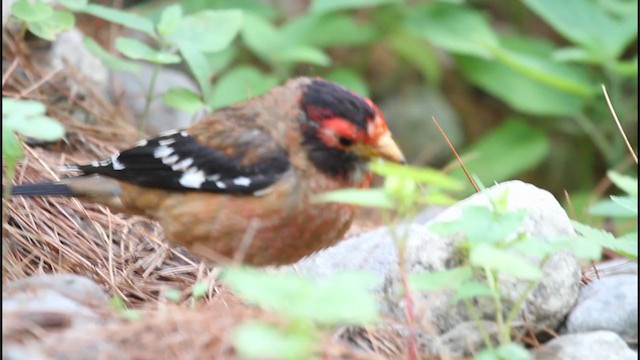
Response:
[[111, 153, 126, 170], [232, 176, 251, 187], [179, 168, 206, 189], [171, 158, 194, 171], [154, 146, 174, 159]]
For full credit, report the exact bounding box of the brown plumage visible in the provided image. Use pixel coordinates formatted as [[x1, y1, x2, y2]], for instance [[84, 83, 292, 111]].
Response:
[[10, 77, 405, 266]]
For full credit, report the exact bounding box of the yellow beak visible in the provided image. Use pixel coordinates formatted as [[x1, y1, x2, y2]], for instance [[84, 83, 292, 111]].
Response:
[[355, 132, 406, 164]]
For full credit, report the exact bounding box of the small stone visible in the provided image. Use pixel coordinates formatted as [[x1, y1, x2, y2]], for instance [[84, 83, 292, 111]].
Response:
[[534, 331, 637, 360], [565, 274, 638, 344]]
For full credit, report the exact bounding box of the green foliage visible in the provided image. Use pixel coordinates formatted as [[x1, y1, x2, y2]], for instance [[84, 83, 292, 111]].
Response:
[[222, 267, 379, 359], [2, 98, 66, 185], [11, 0, 75, 40], [449, 118, 549, 192], [582, 170, 638, 259], [315, 160, 462, 211]]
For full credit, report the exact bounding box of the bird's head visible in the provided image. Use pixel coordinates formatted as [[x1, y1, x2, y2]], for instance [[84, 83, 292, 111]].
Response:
[[299, 78, 405, 178]]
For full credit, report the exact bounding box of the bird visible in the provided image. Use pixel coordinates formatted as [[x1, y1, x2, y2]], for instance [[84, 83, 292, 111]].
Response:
[[8, 77, 405, 266]]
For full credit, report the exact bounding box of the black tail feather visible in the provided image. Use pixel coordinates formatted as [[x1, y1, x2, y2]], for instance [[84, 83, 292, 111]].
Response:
[[8, 183, 74, 197]]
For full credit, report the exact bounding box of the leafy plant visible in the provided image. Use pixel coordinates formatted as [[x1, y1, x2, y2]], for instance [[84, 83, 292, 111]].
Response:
[[221, 267, 379, 359], [2, 98, 66, 195]]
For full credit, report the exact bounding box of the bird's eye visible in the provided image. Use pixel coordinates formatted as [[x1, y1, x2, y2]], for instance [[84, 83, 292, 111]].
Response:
[[338, 137, 354, 147]]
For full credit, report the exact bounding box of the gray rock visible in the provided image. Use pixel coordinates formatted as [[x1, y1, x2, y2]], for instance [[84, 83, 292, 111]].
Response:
[[439, 321, 500, 356], [293, 181, 581, 356], [534, 331, 637, 360], [3, 274, 110, 357], [583, 258, 638, 279], [48, 29, 110, 96], [565, 275, 638, 344], [384, 181, 581, 337], [112, 64, 203, 134]]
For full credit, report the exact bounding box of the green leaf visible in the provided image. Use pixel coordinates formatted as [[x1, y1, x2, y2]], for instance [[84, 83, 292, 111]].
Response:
[[2, 127, 24, 166], [162, 88, 204, 115], [310, 0, 398, 13], [115, 37, 181, 64], [164, 10, 243, 53], [2, 98, 46, 120], [430, 205, 527, 245], [407, 3, 499, 58], [409, 266, 472, 292], [222, 267, 379, 325], [205, 46, 237, 74], [314, 188, 395, 209], [325, 68, 370, 97], [611, 57, 638, 77], [292, 13, 379, 47], [156, 4, 182, 36], [388, 31, 441, 84], [589, 199, 637, 218], [178, 43, 212, 101], [241, 13, 280, 61], [209, 66, 278, 109], [10, 116, 65, 141], [57, 0, 88, 11], [11, 0, 53, 22], [82, 37, 140, 73], [521, 0, 637, 60], [234, 322, 315, 360], [370, 160, 464, 190], [191, 281, 208, 299], [572, 220, 637, 260], [162, 289, 182, 303], [82, 4, 156, 36], [449, 118, 549, 185], [470, 244, 543, 280], [610, 195, 638, 215], [458, 56, 586, 116], [27, 10, 75, 41], [494, 47, 594, 97], [607, 171, 637, 196], [453, 281, 494, 301], [274, 46, 331, 66]]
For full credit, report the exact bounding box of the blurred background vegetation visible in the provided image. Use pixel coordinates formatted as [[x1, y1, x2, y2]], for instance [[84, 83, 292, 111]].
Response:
[[7, 0, 639, 215]]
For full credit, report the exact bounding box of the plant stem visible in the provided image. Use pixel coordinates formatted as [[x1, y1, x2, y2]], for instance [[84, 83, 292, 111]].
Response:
[[505, 279, 538, 331], [484, 267, 508, 343], [139, 63, 161, 136], [463, 298, 494, 350]]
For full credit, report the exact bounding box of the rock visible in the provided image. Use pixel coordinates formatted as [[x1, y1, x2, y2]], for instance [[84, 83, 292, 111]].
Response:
[[534, 331, 637, 360], [290, 225, 399, 286], [565, 274, 638, 345], [294, 181, 581, 356], [48, 29, 110, 96], [583, 258, 638, 279], [384, 181, 581, 339], [3, 274, 110, 357], [439, 321, 500, 356], [112, 64, 203, 135]]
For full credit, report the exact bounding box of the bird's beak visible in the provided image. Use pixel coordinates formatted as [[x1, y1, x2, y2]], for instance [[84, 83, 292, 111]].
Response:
[[356, 132, 406, 164], [373, 132, 406, 163]]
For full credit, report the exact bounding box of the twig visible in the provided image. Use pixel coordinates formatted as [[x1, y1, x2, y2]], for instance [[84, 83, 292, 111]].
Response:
[[432, 116, 480, 193], [19, 68, 61, 97], [601, 84, 638, 164], [2, 58, 19, 87]]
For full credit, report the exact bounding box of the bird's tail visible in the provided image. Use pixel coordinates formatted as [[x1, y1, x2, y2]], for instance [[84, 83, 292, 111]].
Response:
[[8, 182, 75, 197]]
